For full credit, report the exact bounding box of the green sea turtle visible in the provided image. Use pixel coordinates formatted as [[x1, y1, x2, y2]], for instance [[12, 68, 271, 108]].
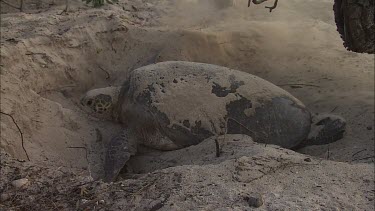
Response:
[[81, 61, 345, 182]]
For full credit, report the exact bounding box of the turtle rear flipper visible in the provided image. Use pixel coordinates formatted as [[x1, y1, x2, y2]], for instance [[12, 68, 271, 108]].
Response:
[[305, 114, 347, 146], [104, 129, 136, 182]]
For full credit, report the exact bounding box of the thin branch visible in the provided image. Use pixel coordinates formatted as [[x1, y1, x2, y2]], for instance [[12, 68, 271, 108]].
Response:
[[110, 40, 117, 53], [215, 139, 220, 157], [98, 65, 110, 80], [25, 51, 47, 55], [277, 83, 320, 88], [129, 181, 155, 196], [0, 112, 30, 161], [352, 149, 367, 159], [19, 0, 24, 12], [59, 0, 69, 15], [0, 0, 21, 10], [265, 0, 278, 12], [354, 109, 369, 118], [36, 84, 76, 94], [352, 156, 374, 162], [73, 180, 98, 188], [330, 106, 339, 113], [226, 117, 264, 140], [95, 128, 103, 143]]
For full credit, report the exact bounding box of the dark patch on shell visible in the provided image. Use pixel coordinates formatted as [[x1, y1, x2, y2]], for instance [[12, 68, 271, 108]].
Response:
[[135, 85, 171, 125], [226, 96, 311, 149], [136, 84, 156, 106], [166, 120, 213, 147], [226, 95, 254, 135], [211, 80, 245, 97]]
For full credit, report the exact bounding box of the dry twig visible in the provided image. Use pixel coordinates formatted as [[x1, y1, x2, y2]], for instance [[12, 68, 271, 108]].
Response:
[[227, 117, 264, 140], [36, 84, 76, 94], [352, 156, 374, 162], [59, 0, 69, 15], [215, 117, 262, 157], [20, 0, 23, 11], [277, 83, 320, 88], [352, 149, 367, 159], [129, 182, 155, 196], [215, 139, 221, 157], [98, 65, 111, 79], [330, 106, 339, 113], [0, 0, 22, 11], [0, 112, 30, 161], [265, 0, 279, 12]]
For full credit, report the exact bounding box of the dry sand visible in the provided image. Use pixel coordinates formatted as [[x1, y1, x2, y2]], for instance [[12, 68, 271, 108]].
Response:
[[0, 0, 374, 210]]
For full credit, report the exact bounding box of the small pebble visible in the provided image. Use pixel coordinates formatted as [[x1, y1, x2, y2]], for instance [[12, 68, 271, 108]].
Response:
[[304, 158, 312, 162], [81, 199, 89, 204], [11, 178, 29, 188], [245, 194, 264, 208]]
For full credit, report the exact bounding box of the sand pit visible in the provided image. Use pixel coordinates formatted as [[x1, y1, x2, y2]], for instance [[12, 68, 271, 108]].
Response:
[[0, 0, 374, 210]]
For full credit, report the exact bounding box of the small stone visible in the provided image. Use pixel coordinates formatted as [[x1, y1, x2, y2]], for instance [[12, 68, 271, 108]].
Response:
[[81, 199, 89, 204], [1, 193, 10, 202], [11, 178, 29, 188], [304, 158, 312, 162], [245, 194, 264, 208]]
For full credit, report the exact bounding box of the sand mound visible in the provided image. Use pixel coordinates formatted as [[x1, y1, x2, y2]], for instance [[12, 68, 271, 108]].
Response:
[[1, 135, 374, 210]]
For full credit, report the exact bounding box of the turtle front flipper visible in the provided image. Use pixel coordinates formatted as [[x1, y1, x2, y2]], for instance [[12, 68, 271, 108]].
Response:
[[303, 114, 346, 147], [104, 129, 136, 182]]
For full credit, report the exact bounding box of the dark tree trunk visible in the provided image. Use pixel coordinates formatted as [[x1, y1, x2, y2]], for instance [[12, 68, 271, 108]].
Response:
[[334, 0, 375, 54]]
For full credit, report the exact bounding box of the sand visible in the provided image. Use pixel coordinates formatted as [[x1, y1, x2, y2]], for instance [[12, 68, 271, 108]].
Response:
[[0, 0, 374, 210]]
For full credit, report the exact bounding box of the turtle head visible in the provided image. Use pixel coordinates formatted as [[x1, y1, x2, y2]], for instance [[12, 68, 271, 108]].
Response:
[[81, 87, 121, 120]]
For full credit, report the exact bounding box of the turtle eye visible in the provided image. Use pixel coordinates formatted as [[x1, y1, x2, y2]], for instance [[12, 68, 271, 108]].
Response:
[[87, 100, 93, 106]]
